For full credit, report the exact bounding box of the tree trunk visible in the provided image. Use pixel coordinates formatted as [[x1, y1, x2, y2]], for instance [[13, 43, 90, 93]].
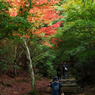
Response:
[[22, 35, 37, 95], [14, 44, 24, 77], [14, 46, 17, 77]]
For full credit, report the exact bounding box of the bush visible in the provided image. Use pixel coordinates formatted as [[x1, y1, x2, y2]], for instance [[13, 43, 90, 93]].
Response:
[[0, 60, 9, 71], [47, 69, 57, 78]]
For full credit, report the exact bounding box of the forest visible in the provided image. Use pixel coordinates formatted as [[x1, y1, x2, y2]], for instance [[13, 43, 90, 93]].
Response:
[[0, 0, 95, 95]]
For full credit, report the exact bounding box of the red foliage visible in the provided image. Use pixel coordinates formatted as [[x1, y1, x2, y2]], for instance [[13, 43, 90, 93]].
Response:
[[5, 0, 63, 48], [33, 21, 63, 37], [33, 21, 63, 48], [50, 37, 61, 48], [28, 6, 61, 25], [43, 42, 52, 48], [32, 0, 60, 5], [24, 35, 29, 38]]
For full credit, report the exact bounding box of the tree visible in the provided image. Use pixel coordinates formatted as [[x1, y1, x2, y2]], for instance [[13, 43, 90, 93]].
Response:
[[56, 0, 95, 84], [2, 0, 62, 94], [56, 0, 95, 61]]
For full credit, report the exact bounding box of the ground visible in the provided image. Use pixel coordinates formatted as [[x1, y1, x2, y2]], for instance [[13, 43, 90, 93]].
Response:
[[0, 69, 50, 95], [0, 69, 95, 95]]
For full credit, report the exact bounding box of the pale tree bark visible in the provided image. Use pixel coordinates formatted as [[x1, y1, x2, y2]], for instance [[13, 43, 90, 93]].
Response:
[[22, 0, 36, 94], [22, 35, 37, 94]]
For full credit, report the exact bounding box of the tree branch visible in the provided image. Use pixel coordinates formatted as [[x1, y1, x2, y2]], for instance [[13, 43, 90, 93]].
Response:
[[0, 32, 8, 40]]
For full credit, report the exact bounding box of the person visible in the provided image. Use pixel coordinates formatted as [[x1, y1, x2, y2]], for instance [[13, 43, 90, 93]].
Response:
[[56, 66, 62, 80], [50, 76, 62, 95], [62, 62, 68, 79]]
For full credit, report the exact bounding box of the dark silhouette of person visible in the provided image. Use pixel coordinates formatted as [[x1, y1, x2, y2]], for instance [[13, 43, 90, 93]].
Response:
[[56, 66, 62, 80], [50, 76, 62, 95], [63, 62, 68, 79]]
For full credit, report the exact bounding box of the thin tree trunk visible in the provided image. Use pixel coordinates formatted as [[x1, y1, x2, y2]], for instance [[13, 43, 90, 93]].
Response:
[[14, 44, 23, 77], [22, 35, 37, 94], [14, 46, 17, 77], [22, 0, 37, 94]]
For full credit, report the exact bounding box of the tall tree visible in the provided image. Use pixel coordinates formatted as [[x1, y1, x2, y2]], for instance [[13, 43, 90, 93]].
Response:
[[56, 0, 95, 60], [2, 0, 62, 94]]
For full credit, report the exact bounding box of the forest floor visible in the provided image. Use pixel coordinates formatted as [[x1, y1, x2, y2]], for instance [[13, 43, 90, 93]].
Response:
[[0, 69, 95, 95]]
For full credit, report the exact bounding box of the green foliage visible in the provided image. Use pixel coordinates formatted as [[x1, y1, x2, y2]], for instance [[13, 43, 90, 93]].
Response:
[[70, 47, 95, 85], [57, 0, 95, 61], [0, 14, 11, 39], [0, 1, 8, 10], [0, 44, 10, 71], [10, 16, 30, 28], [52, 0, 95, 86], [0, 1, 18, 40], [0, 1, 32, 42], [37, 73, 43, 78], [14, 65, 23, 70], [47, 69, 57, 78], [0, 60, 8, 71], [31, 42, 57, 77]]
